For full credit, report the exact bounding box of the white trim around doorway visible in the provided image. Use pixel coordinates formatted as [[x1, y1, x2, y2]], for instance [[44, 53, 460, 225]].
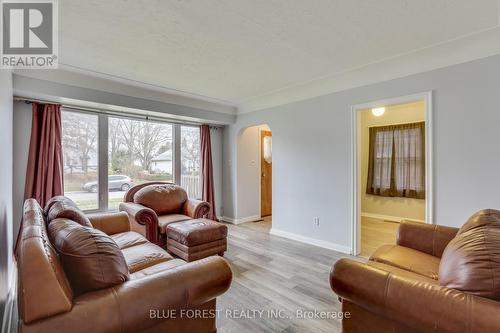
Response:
[[258, 127, 263, 218], [350, 91, 433, 256]]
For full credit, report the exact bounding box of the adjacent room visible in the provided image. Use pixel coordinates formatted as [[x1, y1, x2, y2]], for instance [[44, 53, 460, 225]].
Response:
[[2, 1, 500, 333], [357, 100, 427, 257]]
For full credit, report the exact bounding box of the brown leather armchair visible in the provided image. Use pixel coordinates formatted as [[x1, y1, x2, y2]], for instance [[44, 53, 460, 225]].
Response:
[[330, 215, 500, 333], [18, 197, 232, 333], [119, 182, 210, 246]]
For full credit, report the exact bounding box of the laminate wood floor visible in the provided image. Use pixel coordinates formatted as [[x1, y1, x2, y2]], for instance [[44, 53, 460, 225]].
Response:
[[217, 218, 354, 333], [360, 217, 400, 258]]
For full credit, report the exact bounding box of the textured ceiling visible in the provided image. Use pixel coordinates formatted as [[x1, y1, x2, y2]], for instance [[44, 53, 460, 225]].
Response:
[[59, 0, 499, 108]]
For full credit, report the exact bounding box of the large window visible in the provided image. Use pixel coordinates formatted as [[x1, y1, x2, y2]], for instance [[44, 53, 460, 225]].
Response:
[[62, 111, 99, 210], [62, 109, 201, 211]]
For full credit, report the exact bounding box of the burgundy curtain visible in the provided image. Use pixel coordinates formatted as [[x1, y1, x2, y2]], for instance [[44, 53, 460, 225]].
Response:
[[24, 103, 64, 207], [200, 124, 217, 221]]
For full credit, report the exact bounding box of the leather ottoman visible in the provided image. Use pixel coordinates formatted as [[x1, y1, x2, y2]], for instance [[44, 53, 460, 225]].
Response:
[[166, 219, 227, 262]]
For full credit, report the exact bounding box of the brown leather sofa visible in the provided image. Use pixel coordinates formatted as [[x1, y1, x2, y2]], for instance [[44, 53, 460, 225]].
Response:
[[119, 182, 210, 246], [330, 211, 500, 333], [18, 197, 232, 333]]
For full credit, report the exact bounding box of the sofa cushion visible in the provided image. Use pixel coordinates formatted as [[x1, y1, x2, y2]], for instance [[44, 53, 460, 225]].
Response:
[[48, 218, 129, 294], [439, 209, 500, 300], [133, 184, 187, 215], [121, 242, 173, 273], [129, 259, 186, 279], [370, 244, 440, 280], [44, 195, 78, 215], [158, 214, 192, 234], [368, 261, 438, 285], [111, 231, 149, 249], [457, 209, 500, 235], [47, 200, 92, 227]]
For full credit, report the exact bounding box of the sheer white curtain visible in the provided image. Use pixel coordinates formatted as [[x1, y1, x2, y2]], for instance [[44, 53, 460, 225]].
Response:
[[366, 122, 425, 199], [393, 124, 425, 198], [371, 129, 393, 194]]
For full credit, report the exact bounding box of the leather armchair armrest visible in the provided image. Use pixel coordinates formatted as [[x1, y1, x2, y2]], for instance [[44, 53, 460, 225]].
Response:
[[119, 202, 160, 243], [330, 258, 500, 333], [87, 211, 130, 235], [396, 221, 458, 257], [183, 199, 210, 219]]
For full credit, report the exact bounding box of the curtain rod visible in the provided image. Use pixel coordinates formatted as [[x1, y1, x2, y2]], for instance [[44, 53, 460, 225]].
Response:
[[367, 120, 425, 128], [13, 96, 224, 129]]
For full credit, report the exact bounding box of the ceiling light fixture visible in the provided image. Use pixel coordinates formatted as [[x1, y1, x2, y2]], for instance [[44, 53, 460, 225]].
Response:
[[371, 107, 385, 117]]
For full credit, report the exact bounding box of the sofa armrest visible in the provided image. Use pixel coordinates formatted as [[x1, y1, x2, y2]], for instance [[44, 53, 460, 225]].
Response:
[[119, 202, 160, 243], [183, 199, 210, 219], [87, 211, 130, 235], [330, 258, 500, 333], [21, 256, 232, 333], [396, 221, 458, 257], [117, 256, 231, 313]]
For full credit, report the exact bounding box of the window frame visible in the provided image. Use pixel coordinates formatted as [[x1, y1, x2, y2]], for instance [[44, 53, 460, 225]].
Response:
[[179, 124, 202, 200], [61, 109, 101, 212], [61, 108, 201, 213]]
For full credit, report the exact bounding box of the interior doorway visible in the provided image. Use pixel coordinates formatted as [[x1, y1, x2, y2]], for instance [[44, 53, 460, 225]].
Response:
[[351, 92, 433, 257], [260, 129, 272, 218], [235, 124, 272, 229]]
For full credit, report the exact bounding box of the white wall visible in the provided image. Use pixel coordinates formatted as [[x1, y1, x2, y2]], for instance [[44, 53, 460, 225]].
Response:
[[236, 126, 260, 219], [0, 70, 14, 319], [360, 101, 426, 222], [222, 54, 500, 252], [12, 102, 32, 236]]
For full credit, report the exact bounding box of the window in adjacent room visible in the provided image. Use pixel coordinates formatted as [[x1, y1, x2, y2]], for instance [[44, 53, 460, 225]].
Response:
[[366, 122, 425, 199]]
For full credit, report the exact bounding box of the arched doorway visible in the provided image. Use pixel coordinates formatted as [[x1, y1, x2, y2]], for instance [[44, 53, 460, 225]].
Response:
[[237, 124, 272, 227]]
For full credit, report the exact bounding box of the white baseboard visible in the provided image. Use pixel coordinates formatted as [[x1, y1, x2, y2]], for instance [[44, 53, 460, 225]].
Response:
[[269, 228, 351, 254], [361, 212, 425, 224], [219, 215, 261, 225]]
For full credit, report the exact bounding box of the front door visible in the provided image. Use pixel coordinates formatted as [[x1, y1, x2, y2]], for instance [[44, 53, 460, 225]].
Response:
[[261, 130, 272, 217]]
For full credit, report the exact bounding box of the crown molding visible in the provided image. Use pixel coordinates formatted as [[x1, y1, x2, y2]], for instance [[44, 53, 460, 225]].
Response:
[[59, 64, 239, 109], [14, 65, 238, 115], [239, 26, 500, 114], [13, 74, 236, 125]]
